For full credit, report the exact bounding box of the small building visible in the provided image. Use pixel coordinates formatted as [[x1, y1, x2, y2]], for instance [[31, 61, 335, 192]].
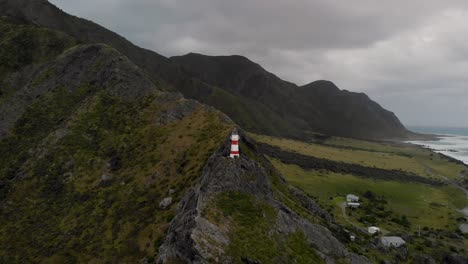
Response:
[[346, 194, 359, 203], [347, 202, 361, 208], [368, 226, 380, 234], [350, 234, 356, 242], [381, 236, 406, 248]]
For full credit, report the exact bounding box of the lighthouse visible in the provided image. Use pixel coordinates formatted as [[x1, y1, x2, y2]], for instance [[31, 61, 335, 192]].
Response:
[[229, 128, 240, 158]]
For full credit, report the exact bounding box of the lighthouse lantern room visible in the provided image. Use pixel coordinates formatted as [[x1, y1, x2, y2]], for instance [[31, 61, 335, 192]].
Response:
[[230, 128, 240, 158]]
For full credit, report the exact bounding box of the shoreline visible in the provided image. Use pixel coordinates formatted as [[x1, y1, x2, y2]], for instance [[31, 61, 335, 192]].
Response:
[[406, 142, 468, 166], [405, 133, 468, 166]]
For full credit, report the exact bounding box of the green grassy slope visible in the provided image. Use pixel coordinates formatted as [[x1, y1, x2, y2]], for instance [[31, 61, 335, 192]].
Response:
[[252, 133, 467, 262], [0, 88, 232, 263], [0, 18, 233, 263], [0, 16, 76, 84], [203, 191, 324, 264]]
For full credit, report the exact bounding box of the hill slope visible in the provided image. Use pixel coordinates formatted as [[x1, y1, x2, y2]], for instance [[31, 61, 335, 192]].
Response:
[[0, 17, 233, 262], [157, 132, 371, 263], [1, 0, 412, 140], [0, 14, 372, 264]]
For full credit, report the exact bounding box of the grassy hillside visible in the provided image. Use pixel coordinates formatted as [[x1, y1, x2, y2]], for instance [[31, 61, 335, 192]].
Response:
[[202, 191, 324, 264], [0, 18, 233, 263], [0, 88, 232, 263], [252, 133, 467, 262], [0, 16, 76, 103]]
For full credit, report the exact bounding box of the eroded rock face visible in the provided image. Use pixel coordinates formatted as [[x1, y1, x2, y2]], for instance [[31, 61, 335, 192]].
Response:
[[157, 132, 371, 264]]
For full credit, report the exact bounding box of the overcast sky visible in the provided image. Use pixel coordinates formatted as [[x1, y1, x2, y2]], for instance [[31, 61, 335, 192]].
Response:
[[49, 0, 468, 128]]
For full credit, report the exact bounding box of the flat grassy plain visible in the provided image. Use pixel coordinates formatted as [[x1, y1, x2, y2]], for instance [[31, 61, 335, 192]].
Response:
[[271, 159, 466, 230], [252, 134, 467, 180]]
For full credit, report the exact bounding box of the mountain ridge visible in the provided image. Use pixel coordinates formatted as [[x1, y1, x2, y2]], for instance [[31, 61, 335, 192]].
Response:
[[171, 52, 409, 139], [0, 0, 414, 140]]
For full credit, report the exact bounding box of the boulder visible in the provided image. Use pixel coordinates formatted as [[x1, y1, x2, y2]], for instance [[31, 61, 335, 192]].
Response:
[[159, 197, 173, 210]]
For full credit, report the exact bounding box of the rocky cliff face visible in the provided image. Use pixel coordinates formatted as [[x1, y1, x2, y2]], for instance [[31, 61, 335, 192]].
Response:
[[157, 132, 371, 264]]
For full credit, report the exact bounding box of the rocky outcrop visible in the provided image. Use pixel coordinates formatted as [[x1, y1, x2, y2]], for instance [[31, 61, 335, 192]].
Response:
[[159, 197, 173, 210], [157, 132, 371, 264]]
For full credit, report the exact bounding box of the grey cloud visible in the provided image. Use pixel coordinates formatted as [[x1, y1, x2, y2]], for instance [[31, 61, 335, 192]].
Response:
[[49, 0, 468, 127]]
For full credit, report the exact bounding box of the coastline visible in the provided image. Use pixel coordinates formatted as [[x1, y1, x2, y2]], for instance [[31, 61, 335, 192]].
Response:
[[406, 135, 468, 166], [405, 126, 468, 166]]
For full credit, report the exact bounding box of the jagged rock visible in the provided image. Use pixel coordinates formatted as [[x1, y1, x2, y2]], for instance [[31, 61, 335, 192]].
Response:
[[441, 254, 468, 264], [289, 185, 334, 224], [157, 131, 371, 264], [159, 197, 173, 210]]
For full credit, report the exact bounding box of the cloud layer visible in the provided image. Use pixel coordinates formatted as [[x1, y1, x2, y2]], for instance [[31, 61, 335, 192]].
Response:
[[50, 0, 468, 127]]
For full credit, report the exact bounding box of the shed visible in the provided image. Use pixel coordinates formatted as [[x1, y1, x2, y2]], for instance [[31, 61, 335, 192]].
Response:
[[368, 226, 380, 234], [347, 202, 360, 208], [381, 236, 406, 247], [346, 194, 359, 202]]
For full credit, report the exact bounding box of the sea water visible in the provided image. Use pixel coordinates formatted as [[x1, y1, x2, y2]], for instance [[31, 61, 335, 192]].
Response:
[[407, 126, 468, 165]]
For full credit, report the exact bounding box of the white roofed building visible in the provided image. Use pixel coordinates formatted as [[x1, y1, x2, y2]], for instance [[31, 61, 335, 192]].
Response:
[[346, 194, 359, 203], [368, 226, 380, 234], [347, 202, 360, 208], [381, 236, 406, 247]]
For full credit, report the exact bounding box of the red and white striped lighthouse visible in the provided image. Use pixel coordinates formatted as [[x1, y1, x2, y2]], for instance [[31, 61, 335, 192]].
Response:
[[230, 128, 240, 158]]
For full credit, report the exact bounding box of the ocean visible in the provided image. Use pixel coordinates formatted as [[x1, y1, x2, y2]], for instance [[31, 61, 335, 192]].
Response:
[[407, 126, 468, 165]]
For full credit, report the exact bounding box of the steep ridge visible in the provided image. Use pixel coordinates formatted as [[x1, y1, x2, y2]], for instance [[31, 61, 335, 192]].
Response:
[[0, 42, 156, 138], [0, 0, 414, 140], [0, 17, 234, 262], [0, 0, 169, 76], [158, 131, 371, 263]]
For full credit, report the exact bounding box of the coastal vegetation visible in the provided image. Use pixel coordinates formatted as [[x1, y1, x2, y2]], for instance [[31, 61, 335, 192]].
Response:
[[252, 133, 467, 262]]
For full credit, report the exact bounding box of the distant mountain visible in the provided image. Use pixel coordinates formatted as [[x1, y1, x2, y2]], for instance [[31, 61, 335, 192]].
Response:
[[171, 53, 408, 139], [0, 0, 413, 140]]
